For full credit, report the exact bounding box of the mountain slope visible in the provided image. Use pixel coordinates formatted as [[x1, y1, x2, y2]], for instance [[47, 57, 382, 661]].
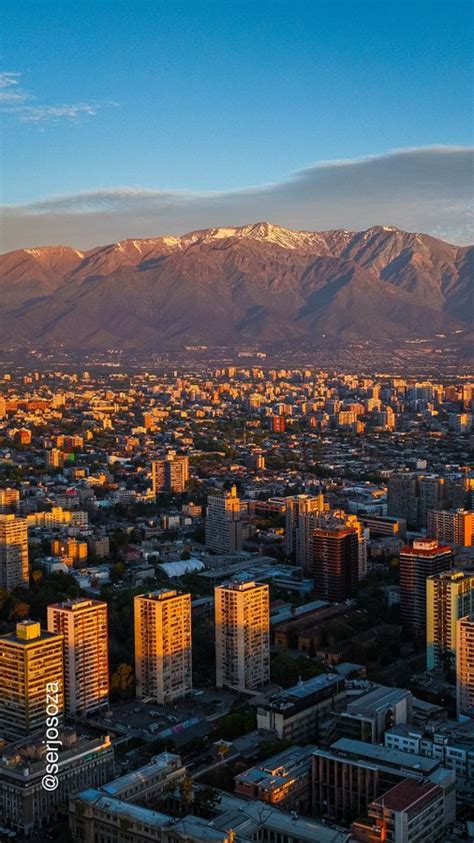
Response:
[[0, 223, 471, 349]]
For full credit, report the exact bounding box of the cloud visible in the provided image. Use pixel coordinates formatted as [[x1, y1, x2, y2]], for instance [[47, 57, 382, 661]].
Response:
[[0, 70, 116, 123], [1, 146, 473, 251], [0, 71, 28, 102]]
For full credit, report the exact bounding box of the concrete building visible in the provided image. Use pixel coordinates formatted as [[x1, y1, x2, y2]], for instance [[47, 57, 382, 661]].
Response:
[[285, 493, 327, 567], [457, 615, 474, 718], [385, 721, 474, 799], [134, 590, 192, 704], [0, 487, 20, 513], [427, 508, 474, 547], [234, 744, 315, 813], [351, 779, 448, 843], [400, 540, 452, 635], [312, 738, 455, 825], [0, 731, 114, 836], [205, 485, 243, 553], [337, 683, 412, 744], [215, 580, 269, 692], [311, 526, 360, 602], [47, 598, 109, 716], [426, 569, 474, 671], [0, 513, 29, 589], [152, 453, 189, 494], [257, 673, 346, 745], [0, 620, 64, 742]]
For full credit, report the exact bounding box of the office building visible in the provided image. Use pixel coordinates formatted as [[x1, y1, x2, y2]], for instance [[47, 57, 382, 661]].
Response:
[[215, 580, 269, 692], [152, 453, 189, 494], [134, 590, 192, 704], [457, 615, 474, 718], [0, 620, 64, 741], [312, 738, 455, 825], [427, 508, 474, 547], [311, 526, 360, 601], [257, 673, 346, 745], [400, 539, 452, 635], [385, 721, 474, 799], [47, 598, 109, 715], [336, 684, 412, 744], [0, 731, 114, 836], [351, 779, 447, 843], [426, 569, 474, 671], [205, 485, 243, 553], [0, 513, 29, 589]]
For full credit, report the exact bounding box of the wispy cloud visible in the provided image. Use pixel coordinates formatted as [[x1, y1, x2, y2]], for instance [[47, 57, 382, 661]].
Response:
[[0, 70, 116, 123], [1, 146, 473, 251], [0, 71, 28, 102]]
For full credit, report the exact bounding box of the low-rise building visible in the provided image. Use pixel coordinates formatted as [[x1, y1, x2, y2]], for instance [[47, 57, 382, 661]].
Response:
[[234, 744, 315, 812], [256, 673, 346, 745]]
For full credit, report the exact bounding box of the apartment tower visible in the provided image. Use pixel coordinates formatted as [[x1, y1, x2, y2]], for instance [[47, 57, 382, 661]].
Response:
[[0, 620, 64, 741], [47, 598, 109, 715], [0, 513, 29, 590], [134, 590, 192, 704], [426, 570, 474, 671], [215, 580, 270, 692]]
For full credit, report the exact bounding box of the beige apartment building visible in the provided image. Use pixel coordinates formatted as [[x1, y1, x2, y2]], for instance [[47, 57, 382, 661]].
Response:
[[47, 598, 109, 715], [0, 513, 29, 590], [134, 590, 192, 704], [215, 580, 269, 692]]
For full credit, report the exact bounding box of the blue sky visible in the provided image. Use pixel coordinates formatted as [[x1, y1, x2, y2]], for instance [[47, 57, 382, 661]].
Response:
[[1, 0, 473, 248]]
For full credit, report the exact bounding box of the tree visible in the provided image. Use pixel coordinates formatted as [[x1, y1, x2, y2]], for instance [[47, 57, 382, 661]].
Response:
[[110, 663, 135, 699]]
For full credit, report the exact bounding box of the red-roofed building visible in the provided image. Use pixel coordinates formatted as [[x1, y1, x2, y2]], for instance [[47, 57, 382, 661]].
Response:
[[351, 778, 447, 842]]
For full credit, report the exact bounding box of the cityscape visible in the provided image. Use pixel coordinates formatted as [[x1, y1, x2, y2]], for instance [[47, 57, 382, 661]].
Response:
[[0, 363, 473, 841], [1, 0, 473, 842]]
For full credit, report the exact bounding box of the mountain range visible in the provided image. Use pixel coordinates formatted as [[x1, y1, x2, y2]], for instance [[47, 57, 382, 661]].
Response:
[[0, 222, 472, 350]]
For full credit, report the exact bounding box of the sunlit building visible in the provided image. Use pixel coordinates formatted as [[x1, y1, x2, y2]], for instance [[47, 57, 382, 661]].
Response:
[[205, 485, 243, 553], [0, 620, 64, 742], [152, 453, 189, 494], [0, 487, 20, 514], [427, 508, 474, 547], [285, 493, 327, 567], [456, 615, 474, 718], [134, 590, 192, 704], [47, 598, 109, 715], [426, 570, 474, 671], [0, 513, 29, 590], [215, 580, 269, 692]]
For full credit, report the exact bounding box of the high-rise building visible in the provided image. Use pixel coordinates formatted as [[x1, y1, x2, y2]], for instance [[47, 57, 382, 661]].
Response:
[[0, 487, 20, 514], [285, 494, 327, 567], [311, 526, 360, 602], [400, 540, 452, 635], [456, 615, 474, 718], [152, 454, 189, 494], [0, 513, 29, 590], [0, 620, 64, 741], [134, 590, 192, 704], [205, 485, 243, 553], [215, 580, 269, 692], [47, 598, 109, 715], [427, 508, 474, 547], [426, 570, 474, 670]]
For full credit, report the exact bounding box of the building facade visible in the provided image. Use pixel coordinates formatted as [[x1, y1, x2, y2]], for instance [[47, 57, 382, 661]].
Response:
[[426, 569, 474, 671], [0, 513, 29, 589], [205, 485, 243, 553], [47, 598, 109, 716], [399, 540, 452, 635], [0, 620, 64, 742], [215, 580, 269, 692], [134, 590, 192, 704]]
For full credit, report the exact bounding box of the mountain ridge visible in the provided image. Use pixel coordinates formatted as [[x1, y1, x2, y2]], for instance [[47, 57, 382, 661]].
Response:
[[0, 222, 472, 350]]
